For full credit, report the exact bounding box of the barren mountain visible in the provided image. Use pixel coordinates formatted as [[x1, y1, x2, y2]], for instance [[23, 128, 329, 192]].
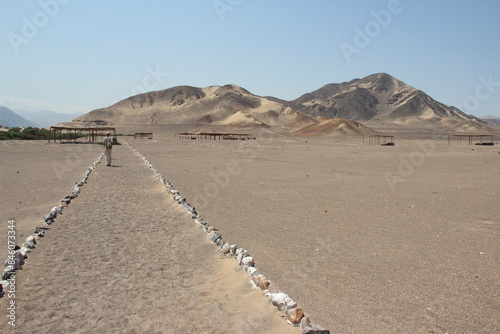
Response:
[[72, 84, 376, 136], [0, 106, 38, 128], [75, 84, 308, 128], [70, 73, 494, 137], [293, 73, 491, 132], [17, 110, 84, 128]]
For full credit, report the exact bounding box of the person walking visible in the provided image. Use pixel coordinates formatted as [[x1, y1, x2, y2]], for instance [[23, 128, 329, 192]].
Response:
[[103, 132, 113, 166]]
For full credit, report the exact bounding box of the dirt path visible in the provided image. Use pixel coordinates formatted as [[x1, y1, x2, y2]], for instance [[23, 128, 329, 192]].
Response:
[[1, 144, 298, 334]]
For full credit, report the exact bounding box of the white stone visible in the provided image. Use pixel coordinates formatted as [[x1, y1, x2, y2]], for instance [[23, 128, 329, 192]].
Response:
[[241, 256, 254, 268], [268, 292, 289, 307]]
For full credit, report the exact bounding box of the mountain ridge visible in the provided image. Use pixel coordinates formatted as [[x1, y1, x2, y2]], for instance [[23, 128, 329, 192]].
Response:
[[69, 73, 495, 136], [74, 84, 321, 130], [480, 116, 500, 125], [16, 110, 84, 127], [0, 106, 38, 128], [292, 73, 478, 126]]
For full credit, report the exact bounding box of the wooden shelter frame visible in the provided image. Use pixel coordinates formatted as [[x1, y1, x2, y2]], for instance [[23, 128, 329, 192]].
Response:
[[368, 135, 394, 145], [27, 133, 48, 140], [448, 134, 494, 145], [48, 126, 116, 143], [134, 132, 153, 139], [174, 132, 255, 140]]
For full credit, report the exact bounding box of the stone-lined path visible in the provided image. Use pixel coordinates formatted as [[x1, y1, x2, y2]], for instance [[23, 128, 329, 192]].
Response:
[[2, 145, 297, 334]]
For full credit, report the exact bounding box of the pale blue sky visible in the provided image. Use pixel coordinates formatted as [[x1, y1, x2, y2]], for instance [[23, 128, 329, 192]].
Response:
[[1, 0, 499, 116]]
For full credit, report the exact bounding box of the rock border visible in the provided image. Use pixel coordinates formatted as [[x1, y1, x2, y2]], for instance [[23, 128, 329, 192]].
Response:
[[128, 143, 330, 334], [1, 154, 104, 297]]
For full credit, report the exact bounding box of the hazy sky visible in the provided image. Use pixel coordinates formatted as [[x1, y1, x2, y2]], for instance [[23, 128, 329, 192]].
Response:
[[1, 0, 499, 117]]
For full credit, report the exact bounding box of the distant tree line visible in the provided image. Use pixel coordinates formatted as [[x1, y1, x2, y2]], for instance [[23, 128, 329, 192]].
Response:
[[0, 127, 84, 140]]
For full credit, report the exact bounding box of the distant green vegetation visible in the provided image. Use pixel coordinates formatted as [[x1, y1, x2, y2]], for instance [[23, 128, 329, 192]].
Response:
[[0, 127, 48, 140], [0, 127, 84, 140]]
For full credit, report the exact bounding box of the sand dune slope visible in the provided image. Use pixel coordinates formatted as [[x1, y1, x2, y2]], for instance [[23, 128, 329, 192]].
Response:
[[292, 118, 379, 137]]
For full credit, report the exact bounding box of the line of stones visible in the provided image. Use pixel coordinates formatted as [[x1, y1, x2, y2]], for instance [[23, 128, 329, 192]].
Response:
[[128, 144, 330, 334], [0, 154, 104, 297]]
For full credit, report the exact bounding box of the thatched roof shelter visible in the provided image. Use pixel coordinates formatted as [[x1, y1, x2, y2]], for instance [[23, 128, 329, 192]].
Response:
[[49, 122, 116, 143]]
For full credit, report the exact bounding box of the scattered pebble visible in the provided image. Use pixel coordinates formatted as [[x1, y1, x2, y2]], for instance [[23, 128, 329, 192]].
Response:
[[0, 153, 104, 294]]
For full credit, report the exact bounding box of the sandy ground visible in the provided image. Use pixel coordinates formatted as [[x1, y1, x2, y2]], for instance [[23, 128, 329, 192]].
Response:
[[0, 141, 299, 333], [0, 141, 104, 262], [1, 130, 499, 333], [126, 129, 499, 334]]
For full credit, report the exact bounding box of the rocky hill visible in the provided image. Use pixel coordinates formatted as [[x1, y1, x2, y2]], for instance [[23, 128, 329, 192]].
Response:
[[292, 73, 490, 132], [76, 85, 294, 127], [73, 84, 376, 136], [69, 73, 495, 136]]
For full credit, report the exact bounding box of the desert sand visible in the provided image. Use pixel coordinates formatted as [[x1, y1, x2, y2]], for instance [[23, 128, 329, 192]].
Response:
[[0, 140, 300, 333], [1, 129, 499, 333]]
